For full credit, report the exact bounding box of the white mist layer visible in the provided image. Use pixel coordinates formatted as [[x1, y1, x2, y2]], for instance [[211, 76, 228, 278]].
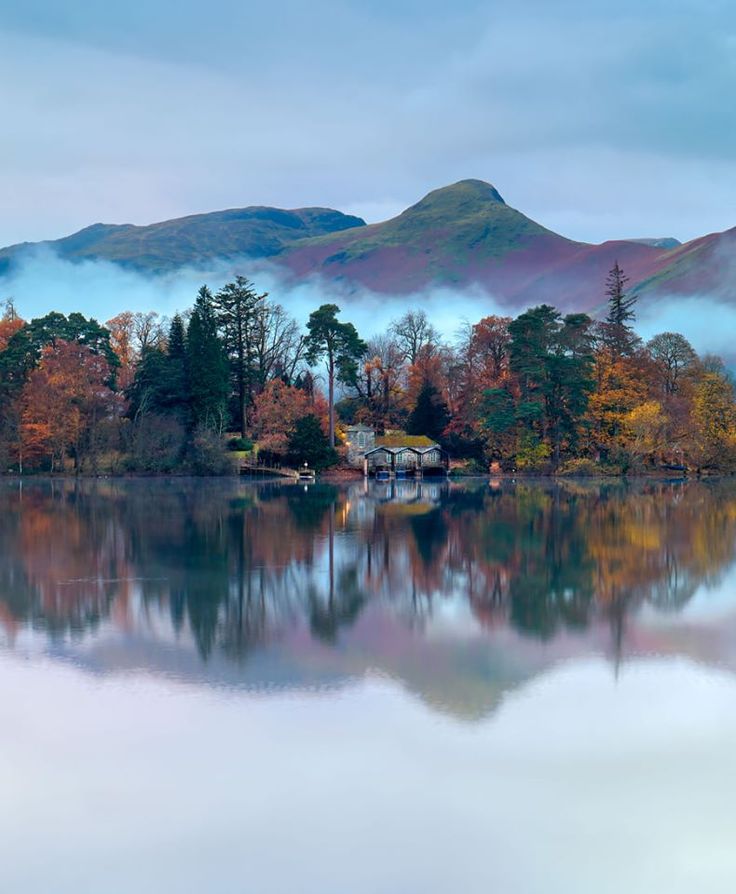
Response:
[[1, 247, 734, 357]]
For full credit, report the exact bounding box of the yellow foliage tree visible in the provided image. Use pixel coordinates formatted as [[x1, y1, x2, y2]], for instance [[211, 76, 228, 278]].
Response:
[[690, 372, 736, 469], [622, 400, 668, 464]]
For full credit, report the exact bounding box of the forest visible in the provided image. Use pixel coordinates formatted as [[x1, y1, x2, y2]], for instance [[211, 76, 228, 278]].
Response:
[[0, 263, 734, 475]]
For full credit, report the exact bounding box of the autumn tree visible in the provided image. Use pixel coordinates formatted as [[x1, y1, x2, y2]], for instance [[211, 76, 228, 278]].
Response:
[[452, 315, 512, 449], [689, 371, 736, 469], [252, 379, 315, 454], [0, 299, 24, 352], [352, 335, 405, 430], [622, 400, 669, 466], [20, 340, 119, 472]]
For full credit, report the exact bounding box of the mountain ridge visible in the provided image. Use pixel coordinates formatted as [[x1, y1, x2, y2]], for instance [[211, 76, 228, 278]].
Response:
[[0, 180, 731, 312], [0, 205, 367, 276]]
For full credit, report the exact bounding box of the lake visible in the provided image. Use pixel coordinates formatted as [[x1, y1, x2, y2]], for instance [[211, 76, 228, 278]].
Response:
[[1, 476, 736, 893]]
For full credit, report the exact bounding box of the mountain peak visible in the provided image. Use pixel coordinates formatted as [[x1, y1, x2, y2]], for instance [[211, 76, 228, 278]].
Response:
[[410, 179, 506, 213], [451, 179, 506, 204]]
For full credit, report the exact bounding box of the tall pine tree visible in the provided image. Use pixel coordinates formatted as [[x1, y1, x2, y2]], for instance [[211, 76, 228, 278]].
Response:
[[187, 286, 229, 432], [604, 262, 639, 356], [214, 276, 267, 437], [305, 304, 366, 447]]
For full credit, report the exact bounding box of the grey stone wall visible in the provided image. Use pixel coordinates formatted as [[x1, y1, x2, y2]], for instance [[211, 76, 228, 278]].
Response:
[[344, 427, 375, 465]]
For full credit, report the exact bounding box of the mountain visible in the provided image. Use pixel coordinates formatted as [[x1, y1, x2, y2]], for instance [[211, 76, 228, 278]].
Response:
[[0, 179, 733, 313], [277, 180, 690, 311], [0, 206, 366, 276]]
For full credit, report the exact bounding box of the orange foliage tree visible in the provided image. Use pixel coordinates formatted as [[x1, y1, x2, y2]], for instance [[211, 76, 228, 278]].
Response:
[[252, 379, 329, 454], [20, 340, 120, 471]]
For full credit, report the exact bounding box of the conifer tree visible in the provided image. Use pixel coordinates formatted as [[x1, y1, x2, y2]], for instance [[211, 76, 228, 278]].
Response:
[[407, 380, 451, 442], [214, 276, 267, 437], [305, 304, 366, 447], [187, 286, 229, 432], [163, 314, 188, 415], [604, 262, 639, 355], [287, 414, 338, 470]]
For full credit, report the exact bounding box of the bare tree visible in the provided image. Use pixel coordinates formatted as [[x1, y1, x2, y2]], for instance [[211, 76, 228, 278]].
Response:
[[1, 297, 19, 321], [252, 302, 305, 388], [389, 309, 438, 365], [133, 311, 167, 355], [353, 335, 406, 429], [647, 332, 696, 394]]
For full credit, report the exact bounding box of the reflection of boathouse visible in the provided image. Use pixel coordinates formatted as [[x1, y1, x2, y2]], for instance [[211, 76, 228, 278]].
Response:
[[366, 479, 448, 508], [344, 426, 449, 478]]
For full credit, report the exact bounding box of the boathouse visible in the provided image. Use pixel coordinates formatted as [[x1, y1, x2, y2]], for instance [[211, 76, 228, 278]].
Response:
[[344, 427, 449, 477]]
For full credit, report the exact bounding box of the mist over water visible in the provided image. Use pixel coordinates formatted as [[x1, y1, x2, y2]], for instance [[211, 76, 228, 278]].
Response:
[[1, 246, 733, 356]]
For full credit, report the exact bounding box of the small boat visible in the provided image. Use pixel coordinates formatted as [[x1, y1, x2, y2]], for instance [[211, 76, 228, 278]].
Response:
[[375, 469, 391, 481], [298, 467, 316, 482]]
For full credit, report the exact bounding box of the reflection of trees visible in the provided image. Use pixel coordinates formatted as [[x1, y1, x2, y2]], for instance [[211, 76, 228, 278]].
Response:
[[3, 478, 736, 659]]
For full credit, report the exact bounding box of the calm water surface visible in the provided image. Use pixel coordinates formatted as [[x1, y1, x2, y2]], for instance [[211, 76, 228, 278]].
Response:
[[1, 477, 736, 893]]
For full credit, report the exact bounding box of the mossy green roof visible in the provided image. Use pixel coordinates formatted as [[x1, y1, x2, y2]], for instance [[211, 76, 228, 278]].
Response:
[[375, 435, 436, 448]]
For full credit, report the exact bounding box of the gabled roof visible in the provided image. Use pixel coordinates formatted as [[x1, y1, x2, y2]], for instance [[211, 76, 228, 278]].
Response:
[[365, 445, 445, 457], [345, 423, 374, 432]]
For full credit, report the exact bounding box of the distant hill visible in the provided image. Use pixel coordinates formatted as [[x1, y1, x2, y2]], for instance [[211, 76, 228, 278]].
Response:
[[0, 179, 733, 313], [625, 237, 682, 249], [0, 206, 366, 276]]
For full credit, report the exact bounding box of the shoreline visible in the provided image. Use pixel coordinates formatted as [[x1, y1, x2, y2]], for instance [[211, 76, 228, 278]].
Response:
[[1, 469, 728, 482]]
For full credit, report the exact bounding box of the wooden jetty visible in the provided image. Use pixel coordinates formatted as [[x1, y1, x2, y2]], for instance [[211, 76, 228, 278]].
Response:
[[239, 462, 298, 479], [238, 461, 318, 482]]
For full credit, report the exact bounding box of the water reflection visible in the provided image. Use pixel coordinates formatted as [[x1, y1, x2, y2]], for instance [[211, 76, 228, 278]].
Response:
[[2, 477, 736, 718]]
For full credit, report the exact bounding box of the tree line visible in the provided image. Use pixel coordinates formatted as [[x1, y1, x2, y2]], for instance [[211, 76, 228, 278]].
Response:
[[0, 262, 734, 474]]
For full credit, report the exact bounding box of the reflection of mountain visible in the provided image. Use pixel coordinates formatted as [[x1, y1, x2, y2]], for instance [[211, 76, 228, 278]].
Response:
[[2, 477, 736, 721]]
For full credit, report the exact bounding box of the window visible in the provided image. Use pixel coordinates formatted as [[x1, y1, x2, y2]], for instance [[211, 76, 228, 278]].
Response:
[[357, 432, 366, 448]]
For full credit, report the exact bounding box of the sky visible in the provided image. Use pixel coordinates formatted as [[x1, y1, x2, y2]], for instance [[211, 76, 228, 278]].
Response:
[[2, 0, 736, 249]]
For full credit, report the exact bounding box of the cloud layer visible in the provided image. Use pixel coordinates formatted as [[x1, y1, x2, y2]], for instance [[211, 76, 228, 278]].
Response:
[[2, 1, 736, 247], [3, 247, 736, 361]]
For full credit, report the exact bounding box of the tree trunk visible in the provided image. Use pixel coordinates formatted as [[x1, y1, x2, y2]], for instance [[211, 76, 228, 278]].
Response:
[[328, 361, 335, 448], [238, 333, 247, 439]]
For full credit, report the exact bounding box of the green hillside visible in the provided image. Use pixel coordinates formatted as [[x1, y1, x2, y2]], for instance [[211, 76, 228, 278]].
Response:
[[0, 206, 366, 275], [308, 179, 567, 264]]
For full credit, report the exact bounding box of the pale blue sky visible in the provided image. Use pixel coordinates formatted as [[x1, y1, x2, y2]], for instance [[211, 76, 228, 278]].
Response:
[[2, 0, 736, 246]]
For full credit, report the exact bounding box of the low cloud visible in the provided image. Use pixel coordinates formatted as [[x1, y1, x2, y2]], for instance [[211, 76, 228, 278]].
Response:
[[2, 247, 735, 361], [0, 247, 508, 340], [637, 296, 736, 359]]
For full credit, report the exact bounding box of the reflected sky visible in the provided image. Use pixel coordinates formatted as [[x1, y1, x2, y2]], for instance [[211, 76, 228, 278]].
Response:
[[1, 653, 735, 893], [1, 478, 736, 891]]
